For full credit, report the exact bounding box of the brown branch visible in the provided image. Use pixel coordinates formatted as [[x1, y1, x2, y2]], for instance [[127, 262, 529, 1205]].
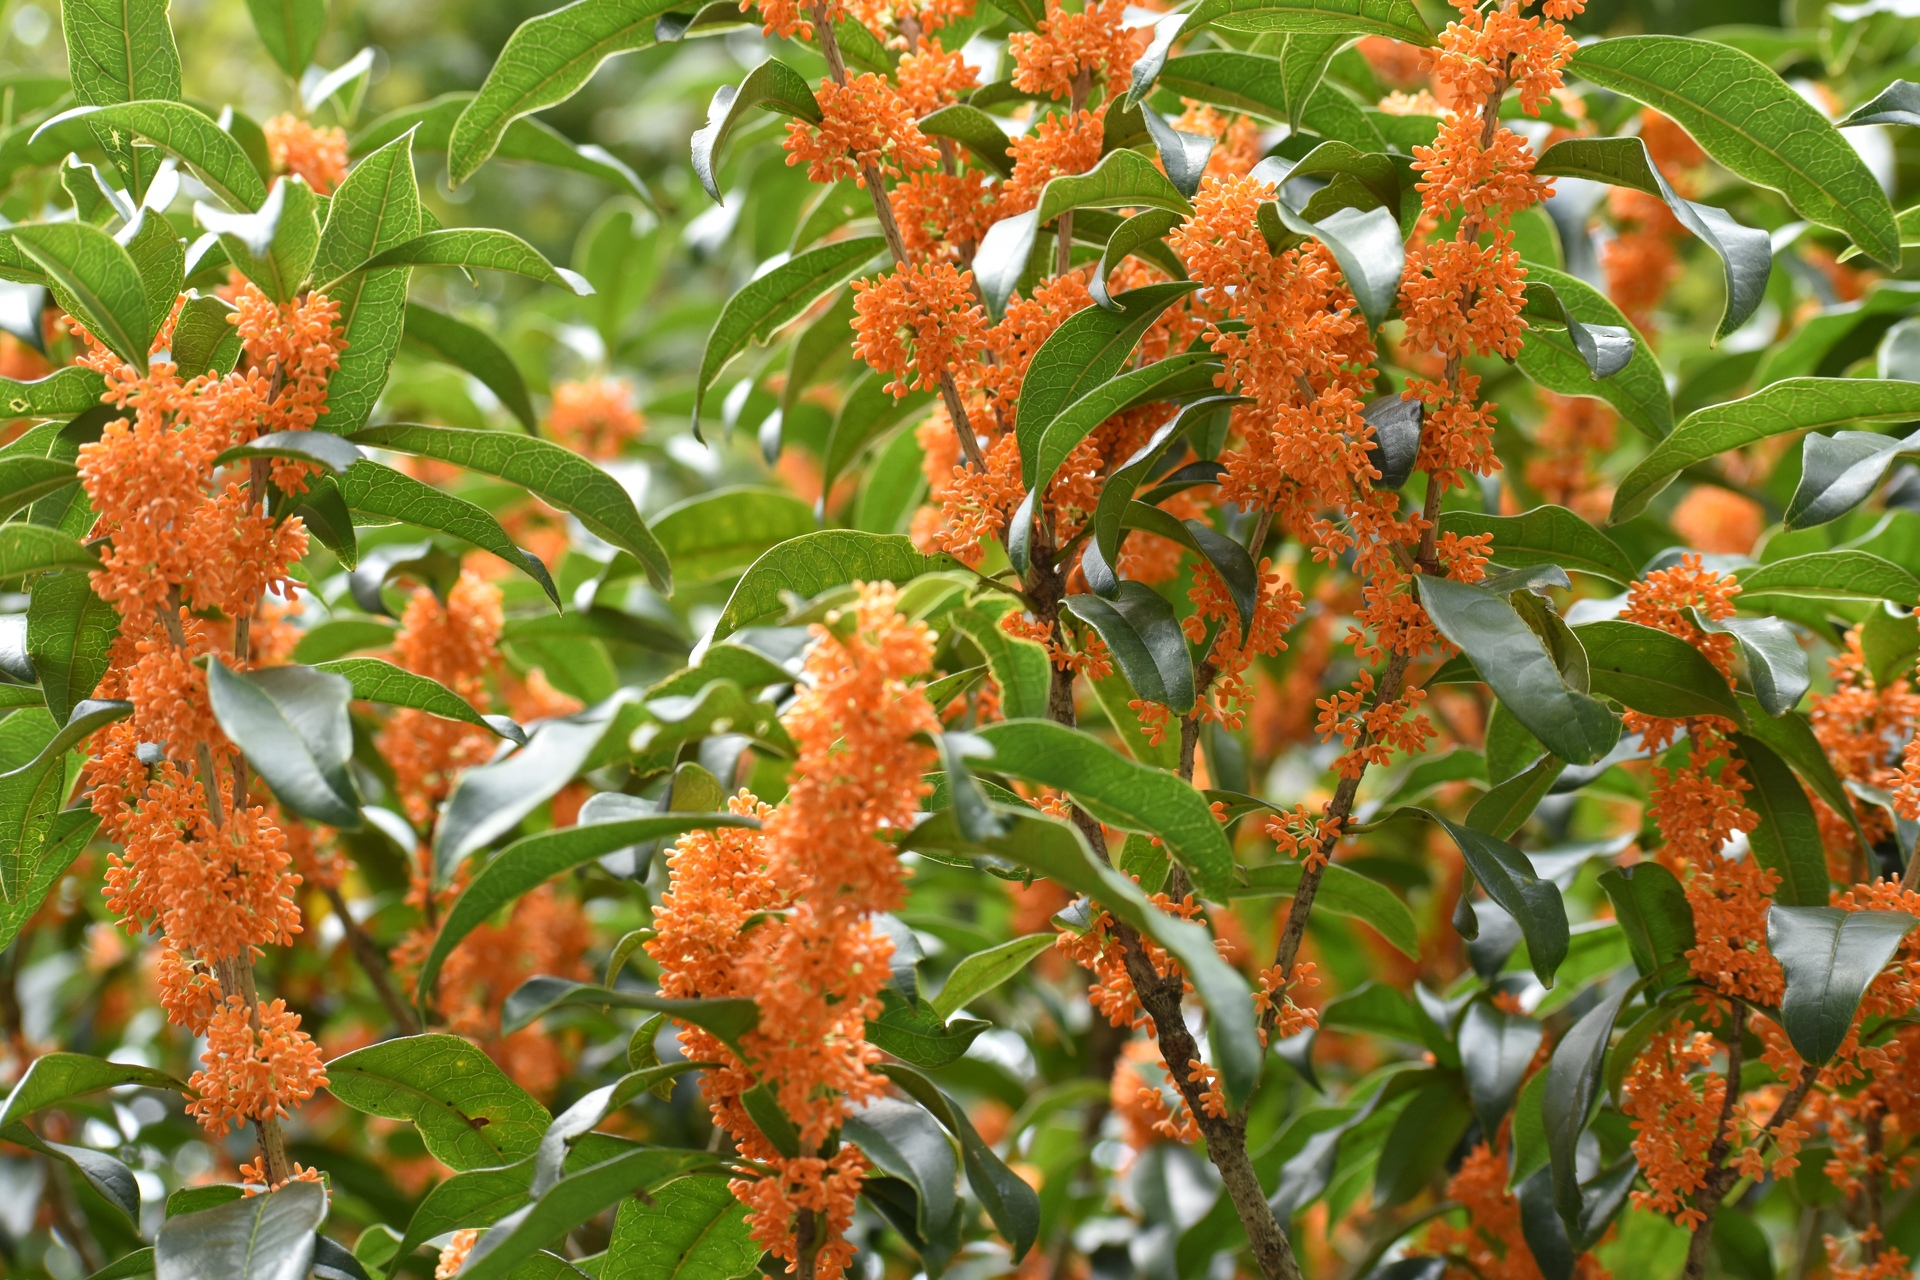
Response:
[[323, 884, 419, 1035], [216, 953, 291, 1185], [1682, 1003, 1755, 1280]]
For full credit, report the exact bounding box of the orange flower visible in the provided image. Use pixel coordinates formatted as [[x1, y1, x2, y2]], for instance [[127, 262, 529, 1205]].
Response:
[[890, 169, 999, 259], [1007, 0, 1140, 100], [547, 377, 644, 459], [435, 1229, 480, 1279], [185, 996, 327, 1135], [785, 73, 936, 186], [263, 114, 348, 194], [852, 260, 990, 396], [1669, 486, 1764, 556], [896, 40, 978, 115], [999, 108, 1105, 215]]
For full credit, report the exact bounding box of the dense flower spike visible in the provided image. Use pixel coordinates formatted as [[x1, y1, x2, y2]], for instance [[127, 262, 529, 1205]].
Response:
[[851, 260, 990, 396], [648, 583, 937, 1278], [547, 377, 645, 458], [785, 74, 936, 186], [263, 115, 349, 194]]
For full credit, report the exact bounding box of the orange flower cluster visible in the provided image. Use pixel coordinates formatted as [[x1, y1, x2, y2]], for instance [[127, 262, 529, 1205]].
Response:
[[999, 108, 1105, 215], [379, 573, 506, 829], [263, 114, 349, 195], [77, 283, 342, 1137], [896, 40, 978, 115], [785, 73, 936, 187], [646, 582, 938, 1278], [547, 377, 645, 459], [1178, 559, 1305, 731], [1111, 1037, 1199, 1150], [1812, 628, 1920, 858], [1056, 888, 1199, 1032], [1622, 1021, 1735, 1226], [1525, 393, 1615, 521], [1007, 0, 1140, 100], [851, 260, 990, 396]]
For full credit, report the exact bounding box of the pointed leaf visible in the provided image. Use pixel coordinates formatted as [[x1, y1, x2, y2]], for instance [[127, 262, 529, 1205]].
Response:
[[60, 0, 181, 198], [246, 0, 326, 77], [1575, 619, 1747, 723], [1770, 906, 1916, 1063], [206, 661, 360, 828], [313, 131, 422, 434], [1061, 585, 1197, 715], [403, 303, 537, 432], [708, 530, 958, 641], [1015, 280, 1200, 462], [154, 1181, 325, 1280], [1542, 986, 1629, 1234], [605, 1176, 761, 1280], [1421, 811, 1569, 985], [690, 59, 821, 204], [1439, 506, 1639, 586], [0, 1051, 183, 1129], [325, 1033, 552, 1170], [39, 101, 269, 212], [1785, 426, 1920, 529], [1176, 0, 1432, 43], [1738, 550, 1920, 607], [11, 222, 152, 370], [341, 229, 589, 294], [330, 458, 561, 605]]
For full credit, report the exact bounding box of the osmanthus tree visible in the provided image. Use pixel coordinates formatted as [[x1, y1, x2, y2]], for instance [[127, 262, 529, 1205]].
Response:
[[1, 0, 1919, 1276]]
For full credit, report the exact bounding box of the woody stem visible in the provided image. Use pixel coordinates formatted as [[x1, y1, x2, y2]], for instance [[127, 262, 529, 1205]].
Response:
[[810, 4, 985, 472], [322, 883, 420, 1035], [1056, 68, 1091, 277], [215, 953, 291, 1185], [1681, 1002, 1749, 1280]]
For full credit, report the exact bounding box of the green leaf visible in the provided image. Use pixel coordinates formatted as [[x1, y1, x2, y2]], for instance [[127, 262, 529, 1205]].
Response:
[[930, 933, 1055, 1018], [172, 291, 241, 381], [973, 718, 1233, 900], [403, 303, 537, 432], [1738, 550, 1920, 607], [447, 0, 682, 187], [690, 59, 821, 204], [1089, 208, 1188, 309], [316, 657, 519, 741], [1014, 280, 1200, 463], [1233, 860, 1421, 960], [653, 486, 817, 584], [1416, 576, 1620, 766], [39, 101, 269, 212], [1770, 906, 1916, 1064], [1027, 353, 1220, 493], [122, 207, 186, 337], [415, 812, 761, 1013], [880, 1064, 1039, 1262], [1421, 811, 1569, 985], [1861, 603, 1920, 689], [326, 1033, 552, 1170], [1524, 285, 1637, 381], [59, 0, 181, 199], [330, 459, 561, 605], [501, 976, 760, 1049], [1542, 987, 1629, 1236], [867, 989, 990, 1068], [1512, 264, 1673, 439], [1729, 734, 1829, 908], [215, 429, 362, 475], [457, 1150, 722, 1280], [708, 530, 958, 641], [0, 809, 98, 954], [938, 612, 1044, 730], [0, 523, 93, 581], [917, 104, 1013, 177], [1091, 397, 1238, 564], [153, 1181, 326, 1280], [348, 424, 670, 593], [0, 367, 106, 419], [1146, 48, 1338, 133], [1611, 379, 1920, 524], [1466, 755, 1564, 841], [1176, 0, 1432, 44], [1692, 612, 1809, 716], [0, 456, 81, 526], [605, 1177, 760, 1280], [340, 229, 590, 294], [246, 0, 324, 76], [692, 237, 886, 430], [1533, 138, 1771, 342], [1598, 862, 1695, 981], [1059, 587, 1190, 717], [0, 699, 128, 899], [354, 93, 650, 202], [11, 222, 152, 371], [908, 806, 1262, 1108], [313, 131, 422, 435], [1459, 1001, 1542, 1133], [1576, 619, 1748, 723], [1438, 506, 1639, 586], [205, 662, 361, 828], [1264, 198, 1404, 330], [1567, 36, 1899, 266], [1784, 426, 1920, 529], [1, 1120, 140, 1226], [0, 1051, 183, 1129], [434, 695, 640, 877]]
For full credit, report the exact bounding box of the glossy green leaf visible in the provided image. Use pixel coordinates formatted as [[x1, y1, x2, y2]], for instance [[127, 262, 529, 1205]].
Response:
[[693, 237, 887, 430], [1738, 550, 1920, 607], [1690, 611, 1809, 717], [1576, 619, 1748, 723], [690, 59, 821, 204], [1438, 506, 1639, 586], [1422, 811, 1569, 985], [1542, 987, 1629, 1235], [0, 809, 97, 954], [354, 92, 649, 201], [1861, 603, 1920, 690], [246, 0, 325, 77], [1177, 0, 1432, 43], [947, 605, 1051, 722], [917, 104, 1013, 177], [403, 303, 537, 432], [39, 100, 268, 211], [0, 1051, 183, 1129], [1770, 906, 1916, 1064], [215, 429, 361, 475], [60, 0, 181, 199], [448, 0, 682, 186], [930, 933, 1055, 1018], [415, 812, 760, 1011], [1730, 734, 1829, 908], [1784, 426, 1920, 530], [908, 806, 1262, 1108], [1417, 575, 1620, 766], [332, 459, 561, 605], [341, 228, 589, 293], [1467, 755, 1564, 840], [0, 367, 105, 420], [0, 699, 127, 899], [205, 661, 360, 828], [313, 131, 422, 435], [868, 989, 990, 1067], [1028, 353, 1220, 494], [325, 1033, 552, 1170], [604, 1176, 761, 1280], [1267, 198, 1402, 329], [501, 976, 760, 1049], [11, 222, 151, 370], [973, 718, 1233, 900], [881, 1063, 1039, 1262], [653, 486, 817, 584], [349, 423, 670, 593], [1233, 860, 1421, 960], [1598, 862, 1695, 981], [1568, 36, 1899, 266], [1611, 379, 1920, 524], [1533, 138, 1771, 342], [1459, 1001, 1542, 1133], [0, 455, 79, 526], [197, 175, 320, 301], [1060, 586, 1196, 716], [316, 657, 518, 741], [153, 1181, 325, 1280], [709, 530, 958, 641], [1015, 282, 1200, 464]]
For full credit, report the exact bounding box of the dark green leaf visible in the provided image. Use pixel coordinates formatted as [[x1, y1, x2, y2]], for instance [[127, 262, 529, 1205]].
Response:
[[0, 523, 94, 580], [1771, 906, 1916, 1063], [709, 530, 958, 641], [1028, 353, 1220, 493], [947, 606, 1051, 722], [172, 291, 240, 381], [604, 1176, 761, 1280], [316, 657, 518, 741], [1692, 613, 1808, 716], [0, 699, 127, 899], [325, 1033, 551, 1170], [403, 303, 536, 432], [206, 662, 359, 827], [0, 1051, 183, 1129], [0, 809, 97, 954], [1420, 811, 1569, 985], [1233, 861, 1421, 960], [1576, 619, 1748, 723], [1542, 987, 1629, 1235], [881, 1064, 1039, 1262], [1728, 734, 1829, 907], [1599, 862, 1695, 980], [1267, 199, 1402, 329], [331, 459, 561, 605], [1459, 1000, 1542, 1135], [153, 1181, 325, 1280], [1439, 506, 1638, 586], [1784, 426, 1920, 529], [500, 975, 760, 1049], [917, 104, 1013, 177], [215, 429, 362, 475], [653, 486, 817, 584], [867, 989, 990, 1068], [11, 222, 151, 370], [354, 92, 649, 201], [0, 456, 78, 527], [1015, 281, 1200, 460], [843, 1096, 958, 1246], [1467, 755, 1564, 840], [930, 933, 1054, 1018], [341, 229, 589, 294], [1520, 280, 1634, 380], [1568, 37, 1899, 266], [1738, 550, 1920, 607]]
